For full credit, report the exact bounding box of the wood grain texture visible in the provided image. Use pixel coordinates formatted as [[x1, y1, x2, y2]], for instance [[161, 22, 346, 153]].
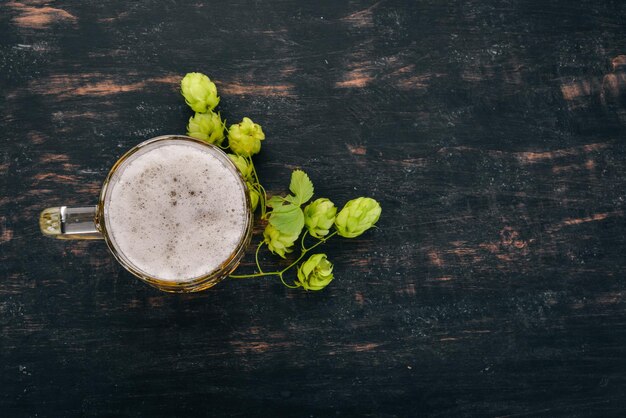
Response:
[[2, 0, 626, 416]]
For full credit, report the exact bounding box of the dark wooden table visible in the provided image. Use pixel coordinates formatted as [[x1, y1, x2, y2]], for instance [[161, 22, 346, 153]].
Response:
[[2, 1, 626, 416]]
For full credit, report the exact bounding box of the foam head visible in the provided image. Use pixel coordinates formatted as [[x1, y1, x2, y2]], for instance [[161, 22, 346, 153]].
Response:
[[103, 139, 249, 282]]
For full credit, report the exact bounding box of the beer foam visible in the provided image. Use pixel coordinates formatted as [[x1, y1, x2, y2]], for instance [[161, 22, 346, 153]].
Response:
[[104, 141, 248, 282]]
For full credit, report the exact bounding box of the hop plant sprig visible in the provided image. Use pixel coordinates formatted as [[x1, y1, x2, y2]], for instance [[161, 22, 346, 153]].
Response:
[[181, 72, 267, 214], [231, 169, 381, 291], [181, 72, 381, 291]]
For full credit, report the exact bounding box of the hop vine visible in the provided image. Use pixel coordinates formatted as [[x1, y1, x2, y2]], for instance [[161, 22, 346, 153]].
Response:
[[181, 72, 381, 291]]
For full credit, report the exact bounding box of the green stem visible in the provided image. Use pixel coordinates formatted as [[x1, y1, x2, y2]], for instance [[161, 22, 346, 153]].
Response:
[[229, 271, 280, 279], [279, 273, 299, 289], [300, 230, 309, 250], [304, 230, 338, 252], [257, 183, 268, 218], [248, 156, 260, 183], [247, 157, 267, 218], [229, 231, 338, 284], [280, 231, 338, 274], [254, 240, 264, 273]]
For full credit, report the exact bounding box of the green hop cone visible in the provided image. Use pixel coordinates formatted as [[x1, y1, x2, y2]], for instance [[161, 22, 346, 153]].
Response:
[[181, 72, 220, 113], [187, 111, 225, 145], [228, 154, 253, 181], [296, 253, 334, 291], [304, 198, 337, 238], [248, 183, 260, 212], [228, 117, 265, 157], [263, 224, 298, 258], [335, 197, 381, 238]]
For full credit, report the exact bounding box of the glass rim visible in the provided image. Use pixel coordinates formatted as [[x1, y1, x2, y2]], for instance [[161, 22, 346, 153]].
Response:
[[95, 135, 253, 292]]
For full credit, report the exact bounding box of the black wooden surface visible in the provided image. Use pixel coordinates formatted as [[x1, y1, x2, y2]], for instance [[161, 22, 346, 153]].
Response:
[[2, 0, 626, 416]]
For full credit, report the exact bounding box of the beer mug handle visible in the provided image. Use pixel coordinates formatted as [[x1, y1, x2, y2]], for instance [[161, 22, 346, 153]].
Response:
[[39, 206, 103, 240]]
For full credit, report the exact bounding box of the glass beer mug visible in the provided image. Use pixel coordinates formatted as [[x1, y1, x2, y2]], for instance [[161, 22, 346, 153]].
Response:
[[39, 135, 253, 293]]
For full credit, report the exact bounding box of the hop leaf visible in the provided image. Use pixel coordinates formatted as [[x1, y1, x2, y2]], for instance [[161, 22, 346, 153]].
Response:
[[228, 154, 253, 181], [304, 198, 337, 238], [289, 170, 314, 205], [181, 72, 220, 113], [266, 195, 285, 208], [296, 253, 334, 291], [247, 183, 260, 212], [268, 202, 304, 237], [228, 117, 265, 157], [263, 224, 299, 258], [334, 197, 381, 238], [187, 111, 225, 145]]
